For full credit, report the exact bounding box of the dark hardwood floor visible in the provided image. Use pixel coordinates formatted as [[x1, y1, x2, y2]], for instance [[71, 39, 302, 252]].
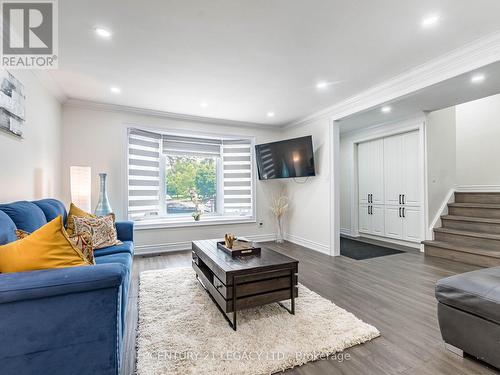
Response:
[[123, 241, 500, 375]]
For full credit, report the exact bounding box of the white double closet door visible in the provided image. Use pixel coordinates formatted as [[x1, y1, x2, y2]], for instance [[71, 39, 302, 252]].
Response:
[[358, 130, 422, 243]]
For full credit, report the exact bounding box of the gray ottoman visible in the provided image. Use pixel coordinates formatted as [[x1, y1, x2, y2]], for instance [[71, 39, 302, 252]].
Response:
[[436, 266, 500, 369]]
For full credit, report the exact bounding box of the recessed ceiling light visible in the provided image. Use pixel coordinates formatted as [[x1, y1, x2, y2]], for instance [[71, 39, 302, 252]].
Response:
[[381, 106, 392, 113], [200, 101, 208, 108], [471, 73, 486, 84], [421, 14, 440, 28], [316, 81, 328, 89], [95, 27, 112, 39], [110, 86, 121, 94], [267, 111, 275, 118]]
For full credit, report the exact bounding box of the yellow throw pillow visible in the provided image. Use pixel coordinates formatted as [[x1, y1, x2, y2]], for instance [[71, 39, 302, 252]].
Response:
[[13, 228, 95, 264], [0, 216, 91, 273], [66, 203, 95, 236]]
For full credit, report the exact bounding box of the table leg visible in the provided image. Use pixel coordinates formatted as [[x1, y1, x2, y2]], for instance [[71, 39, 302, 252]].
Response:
[[196, 274, 237, 330], [277, 268, 296, 315]]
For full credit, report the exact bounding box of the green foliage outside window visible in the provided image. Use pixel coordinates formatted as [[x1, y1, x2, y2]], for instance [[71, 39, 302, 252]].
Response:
[[166, 156, 216, 200]]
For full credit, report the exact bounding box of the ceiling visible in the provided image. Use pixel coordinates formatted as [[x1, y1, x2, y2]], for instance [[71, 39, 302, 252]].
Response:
[[51, 0, 500, 126], [337, 61, 500, 133]]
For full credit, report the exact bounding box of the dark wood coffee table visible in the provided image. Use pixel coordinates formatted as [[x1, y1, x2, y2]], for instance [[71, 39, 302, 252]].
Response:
[[192, 239, 298, 330]]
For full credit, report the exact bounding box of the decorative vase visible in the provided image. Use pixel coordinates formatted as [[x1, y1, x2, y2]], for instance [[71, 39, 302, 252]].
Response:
[[94, 173, 113, 216], [276, 215, 284, 243]]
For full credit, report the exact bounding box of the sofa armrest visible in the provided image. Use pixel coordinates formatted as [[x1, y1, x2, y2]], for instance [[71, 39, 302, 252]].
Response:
[[0, 265, 125, 375], [116, 220, 134, 242], [0, 264, 125, 304]]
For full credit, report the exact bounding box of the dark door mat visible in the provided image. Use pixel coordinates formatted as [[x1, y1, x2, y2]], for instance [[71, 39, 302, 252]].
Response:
[[340, 238, 405, 260]]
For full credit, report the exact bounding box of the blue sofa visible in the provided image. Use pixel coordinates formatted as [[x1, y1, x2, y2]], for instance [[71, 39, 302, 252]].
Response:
[[0, 199, 134, 375]]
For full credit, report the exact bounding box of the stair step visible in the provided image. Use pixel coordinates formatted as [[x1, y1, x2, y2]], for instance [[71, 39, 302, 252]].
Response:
[[423, 240, 500, 267], [434, 227, 500, 240], [433, 228, 500, 251], [441, 215, 500, 224], [448, 203, 500, 219], [449, 203, 500, 209], [422, 240, 500, 257], [441, 215, 500, 234], [455, 192, 500, 204]]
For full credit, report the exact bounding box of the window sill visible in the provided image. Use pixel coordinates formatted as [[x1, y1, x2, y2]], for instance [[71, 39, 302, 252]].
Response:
[[134, 216, 256, 230]]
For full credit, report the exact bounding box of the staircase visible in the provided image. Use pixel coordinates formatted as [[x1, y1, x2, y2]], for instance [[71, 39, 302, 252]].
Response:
[[423, 192, 500, 267]]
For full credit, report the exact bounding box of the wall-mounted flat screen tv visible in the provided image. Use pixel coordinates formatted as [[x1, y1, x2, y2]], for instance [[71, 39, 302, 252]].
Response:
[[255, 136, 316, 180]]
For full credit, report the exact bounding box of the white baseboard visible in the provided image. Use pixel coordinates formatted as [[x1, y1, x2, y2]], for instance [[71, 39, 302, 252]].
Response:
[[284, 233, 330, 255], [134, 233, 276, 256], [359, 233, 421, 250], [455, 185, 500, 192], [245, 234, 277, 242], [135, 241, 191, 255], [340, 228, 352, 236]]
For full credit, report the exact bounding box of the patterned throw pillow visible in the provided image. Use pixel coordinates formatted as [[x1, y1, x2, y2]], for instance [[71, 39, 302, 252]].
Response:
[[15, 229, 30, 239], [13, 227, 95, 264], [72, 213, 122, 250], [69, 231, 95, 265], [66, 203, 96, 236]]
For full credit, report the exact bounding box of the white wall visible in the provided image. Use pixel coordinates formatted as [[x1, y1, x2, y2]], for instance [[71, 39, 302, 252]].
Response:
[[281, 116, 332, 254], [61, 103, 282, 251], [0, 71, 62, 202], [456, 93, 500, 186], [425, 107, 456, 227]]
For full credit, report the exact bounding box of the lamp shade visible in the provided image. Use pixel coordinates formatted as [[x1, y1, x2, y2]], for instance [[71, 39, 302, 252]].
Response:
[[70, 166, 91, 212]]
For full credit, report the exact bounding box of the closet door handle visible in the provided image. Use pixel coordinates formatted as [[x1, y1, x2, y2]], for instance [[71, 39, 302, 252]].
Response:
[[399, 207, 401, 217], [402, 194, 405, 205], [368, 206, 370, 215], [403, 208, 405, 218], [367, 193, 370, 202], [399, 194, 401, 204], [370, 206, 373, 215], [370, 194, 373, 203]]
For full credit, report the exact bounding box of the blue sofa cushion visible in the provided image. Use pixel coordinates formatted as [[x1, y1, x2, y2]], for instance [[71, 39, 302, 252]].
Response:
[[32, 199, 67, 224], [0, 211, 17, 245], [0, 201, 47, 233], [95, 252, 133, 328], [94, 241, 134, 257], [115, 221, 134, 242]]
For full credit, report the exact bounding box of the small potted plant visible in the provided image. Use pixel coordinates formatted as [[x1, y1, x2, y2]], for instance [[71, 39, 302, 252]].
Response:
[[190, 189, 203, 221]]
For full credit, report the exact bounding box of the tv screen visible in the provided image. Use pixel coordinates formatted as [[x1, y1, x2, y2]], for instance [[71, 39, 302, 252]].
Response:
[[255, 136, 316, 180]]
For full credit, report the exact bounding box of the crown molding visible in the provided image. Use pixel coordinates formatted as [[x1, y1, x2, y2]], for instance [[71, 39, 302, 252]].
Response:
[[30, 71, 68, 103], [340, 113, 425, 138], [64, 98, 282, 131], [285, 30, 500, 129]]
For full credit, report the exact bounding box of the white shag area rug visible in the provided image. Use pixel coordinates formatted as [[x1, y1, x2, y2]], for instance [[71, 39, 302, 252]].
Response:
[[136, 267, 379, 375]]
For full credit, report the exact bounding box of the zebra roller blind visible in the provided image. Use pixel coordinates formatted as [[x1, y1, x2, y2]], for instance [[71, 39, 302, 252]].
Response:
[[127, 128, 254, 221], [127, 128, 162, 220], [222, 139, 253, 215]]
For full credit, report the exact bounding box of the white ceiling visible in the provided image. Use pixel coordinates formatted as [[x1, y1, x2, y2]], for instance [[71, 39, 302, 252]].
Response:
[[51, 0, 500, 126], [337, 61, 500, 133]]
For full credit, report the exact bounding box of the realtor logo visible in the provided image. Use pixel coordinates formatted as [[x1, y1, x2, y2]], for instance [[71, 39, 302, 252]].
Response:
[[1, 0, 58, 69]]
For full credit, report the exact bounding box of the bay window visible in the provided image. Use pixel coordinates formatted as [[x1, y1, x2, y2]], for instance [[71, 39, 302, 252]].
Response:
[[127, 127, 255, 225]]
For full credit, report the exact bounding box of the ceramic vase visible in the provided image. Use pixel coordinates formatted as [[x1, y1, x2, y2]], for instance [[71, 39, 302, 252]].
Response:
[[94, 173, 113, 216]]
